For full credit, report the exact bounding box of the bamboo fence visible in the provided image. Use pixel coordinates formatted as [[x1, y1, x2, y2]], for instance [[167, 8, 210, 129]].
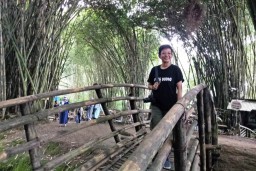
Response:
[[0, 83, 220, 171]]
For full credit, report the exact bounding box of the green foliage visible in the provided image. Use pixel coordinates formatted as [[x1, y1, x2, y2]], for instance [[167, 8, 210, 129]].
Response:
[[45, 141, 62, 156], [0, 154, 31, 171]]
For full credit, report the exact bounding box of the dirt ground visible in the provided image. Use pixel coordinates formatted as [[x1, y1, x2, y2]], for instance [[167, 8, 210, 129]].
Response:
[[214, 135, 256, 171], [1, 121, 256, 170]]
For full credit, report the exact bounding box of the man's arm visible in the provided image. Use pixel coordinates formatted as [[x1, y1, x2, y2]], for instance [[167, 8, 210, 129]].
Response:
[[176, 81, 183, 100]]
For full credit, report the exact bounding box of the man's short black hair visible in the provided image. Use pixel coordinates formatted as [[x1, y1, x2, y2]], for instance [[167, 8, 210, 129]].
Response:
[[158, 44, 172, 56]]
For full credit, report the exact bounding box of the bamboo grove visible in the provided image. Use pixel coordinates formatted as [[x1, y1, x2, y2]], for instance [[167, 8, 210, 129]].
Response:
[[181, 0, 256, 108], [1, 0, 256, 119]]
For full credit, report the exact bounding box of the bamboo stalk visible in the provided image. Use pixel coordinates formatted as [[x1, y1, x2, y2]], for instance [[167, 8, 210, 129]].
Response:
[[197, 90, 206, 171], [119, 84, 206, 171]]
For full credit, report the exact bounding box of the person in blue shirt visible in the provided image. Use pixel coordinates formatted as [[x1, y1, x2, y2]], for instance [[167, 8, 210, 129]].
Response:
[[59, 97, 69, 126]]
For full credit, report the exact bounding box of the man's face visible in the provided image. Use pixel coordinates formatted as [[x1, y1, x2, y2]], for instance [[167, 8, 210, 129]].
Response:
[[159, 48, 172, 63]]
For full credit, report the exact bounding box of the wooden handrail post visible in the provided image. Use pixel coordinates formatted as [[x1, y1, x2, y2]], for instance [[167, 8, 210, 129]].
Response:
[[94, 84, 120, 143], [197, 90, 206, 171], [211, 93, 218, 166], [173, 113, 187, 171], [20, 103, 41, 170], [129, 87, 141, 131], [203, 87, 212, 170]]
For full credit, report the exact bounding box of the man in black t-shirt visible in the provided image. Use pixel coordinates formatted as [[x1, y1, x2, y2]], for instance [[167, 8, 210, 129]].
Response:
[[147, 44, 184, 170]]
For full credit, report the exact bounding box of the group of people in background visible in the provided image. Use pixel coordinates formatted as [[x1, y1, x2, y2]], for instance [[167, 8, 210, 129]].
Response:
[[53, 97, 103, 126]]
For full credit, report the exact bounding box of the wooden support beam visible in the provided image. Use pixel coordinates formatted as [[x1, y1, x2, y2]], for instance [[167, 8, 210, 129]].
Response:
[[20, 103, 41, 170], [197, 90, 206, 171], [129, 87, 141, 131], [191, 150, 200, 171], [119, 84, 206, 171], [186, 138, 199, 171], [95, 84, 120, 143], [147, 136, 172, 171], [205, 144, 221, 150], [210, 94, 218, 166], [203, 87, 212, 170]]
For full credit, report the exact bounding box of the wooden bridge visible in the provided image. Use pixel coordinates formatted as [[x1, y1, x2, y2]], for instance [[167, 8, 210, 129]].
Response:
[[0, 83, 220, 171]]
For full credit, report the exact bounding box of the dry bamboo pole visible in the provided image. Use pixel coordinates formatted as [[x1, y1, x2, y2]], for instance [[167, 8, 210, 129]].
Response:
[[129, 87, 141, 131], [95, 84, 120, 143], [77, 129, 146, 171], [0, 110, 150, 161], [147, 136, 172, 171], [119, 84, 206, 171], [173, 113, 187, 171], [197, 90, 206, 171], [203, 87, 212, 170], [20, 103, 41, 170], [191, 149, 200, 171], [186, 138, 199, 171], [43, 122, 144, 170], [0, 96, 144, 132], [0, 83, 147, 109]]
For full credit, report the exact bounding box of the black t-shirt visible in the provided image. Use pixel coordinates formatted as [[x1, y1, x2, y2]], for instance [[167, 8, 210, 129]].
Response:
[[147, 64, 184, 111]]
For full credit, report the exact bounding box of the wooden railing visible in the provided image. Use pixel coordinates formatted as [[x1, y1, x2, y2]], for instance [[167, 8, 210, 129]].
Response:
[[240, 125, 256, 138], [119, 84, 220, 171], [0, 83, 220, 171]]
